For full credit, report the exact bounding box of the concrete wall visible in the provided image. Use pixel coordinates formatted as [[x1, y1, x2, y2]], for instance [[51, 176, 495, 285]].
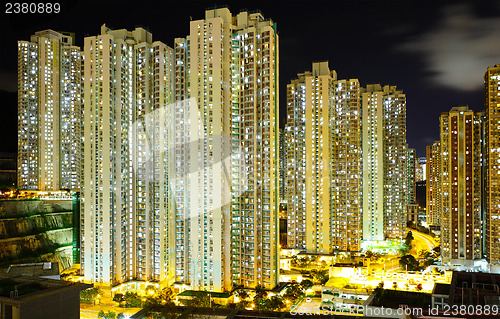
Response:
[[0, 200, 72, 218], [0, 200, 74, 271]]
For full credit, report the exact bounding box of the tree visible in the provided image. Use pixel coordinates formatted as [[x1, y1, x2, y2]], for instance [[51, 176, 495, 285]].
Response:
[[123, 292, 142, 308], [98, 310, 117, 319], [418, 249, 430, 260], [399, 254, 420, 271], [145, 287, 175, 307], [269, 296, 285, 311], [300, 279, 313, 289], [255, 295, 285, 311], [283, 283, 304, 303], [311, 269, 328, 285], [422, 257, 435, 269], [432, 246, 441, 258], [237, 290, 250, 300], [399, 242, 412, 256], [405, 231, 414, 246], [254, 285, 267, 299], [181, 293, 214, 308], [80, 287, 103, 303], [113, 293, 125, 304]]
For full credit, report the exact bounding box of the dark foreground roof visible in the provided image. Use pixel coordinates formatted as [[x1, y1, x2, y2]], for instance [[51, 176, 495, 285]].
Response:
[[131, 306, 384, 319], [0, 272, 91, 300]]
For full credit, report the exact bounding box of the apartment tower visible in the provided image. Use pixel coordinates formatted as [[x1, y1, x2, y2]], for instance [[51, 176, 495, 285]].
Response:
[[82, 25, 175, 285], [18, 30, 82, 191], [439, 106, 482, 267], [426, 141, 441, 227], [330, 77, 362, 252], [407, 148, 416, 205], [484, 65, 500, 272], [362, 84, 408, 242], [286, 62, 334, 254], [173, 8, 279, 291]]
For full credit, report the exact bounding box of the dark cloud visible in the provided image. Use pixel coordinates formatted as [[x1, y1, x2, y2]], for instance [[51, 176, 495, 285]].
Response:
[[399, 4, 500, 91]]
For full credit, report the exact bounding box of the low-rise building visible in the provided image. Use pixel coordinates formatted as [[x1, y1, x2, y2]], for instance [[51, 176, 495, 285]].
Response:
[[0, 273, 90, 319], [431, 283, 450, 310], [7, 262, 60, 280], [431, 271, 500, 308]]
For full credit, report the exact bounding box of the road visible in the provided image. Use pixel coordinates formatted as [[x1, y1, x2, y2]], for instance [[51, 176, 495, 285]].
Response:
[[411, 230, 436, 252]]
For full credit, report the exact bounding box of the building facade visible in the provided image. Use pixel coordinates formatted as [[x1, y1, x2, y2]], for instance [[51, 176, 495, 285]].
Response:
[[407, 148, 416, 205], [18, 30, 82, 191], [286, 62, 334, 254], [439, 106, 482, 266], [279, 128, 286, 202], [172, 36, 192, 285], [415, 157, 426, 183], [330, 78, 362, 252], [484, 65, 500, 272], [286, 73, 307, 251], [82, 25, 175, 285], [362, 84, 408, 242], [382, 86, 408, 240], [426, 141, 442, 227], [173, 8, 279, 291], [362, 85, 385, 241]]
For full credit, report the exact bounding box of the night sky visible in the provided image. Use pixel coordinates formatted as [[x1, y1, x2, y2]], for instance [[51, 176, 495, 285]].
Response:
[[1, 0, 498, 157]]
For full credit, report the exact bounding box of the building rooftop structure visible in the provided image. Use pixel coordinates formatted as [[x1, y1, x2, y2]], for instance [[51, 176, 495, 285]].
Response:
[[448, 271, 500, 306], [7, 262, 60, 280], [0, 273, 91, 319], [432, 283, 451, 295]]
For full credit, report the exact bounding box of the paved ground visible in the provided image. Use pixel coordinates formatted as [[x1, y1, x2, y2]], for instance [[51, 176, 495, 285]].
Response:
[[294, 297, 323, 313]]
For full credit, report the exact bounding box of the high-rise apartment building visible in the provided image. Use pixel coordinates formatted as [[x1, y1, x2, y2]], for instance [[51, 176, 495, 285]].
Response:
[[439, 106, 482, 267], [303, 63, 331, 254], [286, 73, 307, 251], [286, 62, 334, 254], [362, 84, 408, 241], [330, 78, 362, 252], [415, 157, 426, 182], [18, 30, 82, 191], [173, 8, 279, 291], [172, 36, 191, 285], [426, 141, 441, 226], [279, 128, 286, 202], [82, 25, 175, 285], [286, 62, 363, 253], [484, 65, 500, 272], [407, 148, 416, 205], [382, 86, 408, 240], [362, 85, 385, 241]]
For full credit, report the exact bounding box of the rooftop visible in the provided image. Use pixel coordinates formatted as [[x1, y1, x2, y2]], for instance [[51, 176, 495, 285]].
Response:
[[370, 289, 431, 309], [432, 283, 451, 295], [7, 262, 59, 277], [0, 273, 91, 300]]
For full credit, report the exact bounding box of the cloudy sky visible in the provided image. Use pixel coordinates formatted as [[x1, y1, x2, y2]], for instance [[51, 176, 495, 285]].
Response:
[[1, 0, 498, 156]]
